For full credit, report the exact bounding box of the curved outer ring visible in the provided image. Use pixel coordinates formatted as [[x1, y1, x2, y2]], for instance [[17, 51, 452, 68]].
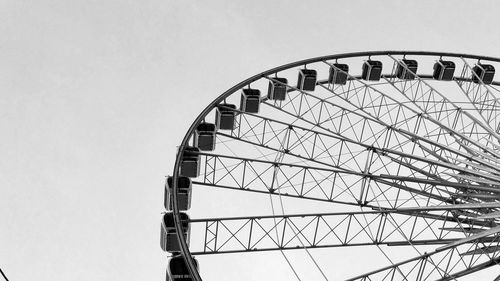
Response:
[[170, 50, 500, 280]]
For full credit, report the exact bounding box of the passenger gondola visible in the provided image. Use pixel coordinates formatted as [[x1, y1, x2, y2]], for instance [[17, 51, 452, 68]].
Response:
[[160, 212, 191, 253], [165, 176, 192, 211], [396, 59, 418, 80], [215, 104, 237, 130], [362, 60, 383, 81], [267, 77, 288, 101], [180, 147, 200, 178], [329, 63, 349, 85], [433, 60, 455, 81], [194, 123, 216, 151], [297, 69, 317, 91], [240, 88, 261, 113], [166, 255, 199, 281], [472, 63, 495, 84]]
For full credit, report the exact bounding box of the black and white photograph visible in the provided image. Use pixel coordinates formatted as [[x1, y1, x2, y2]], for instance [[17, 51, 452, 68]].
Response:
[[2, 1, 500, 280]]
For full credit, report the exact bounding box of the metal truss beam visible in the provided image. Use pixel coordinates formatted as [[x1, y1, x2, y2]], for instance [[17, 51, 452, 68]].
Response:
[[323, 61, 500, 166], [189, 210, 497, 255], [199, 152, 460, 207], [347, 236, 500, 281], [226, 110, 500, 186], [384, 55, 500, 157], [263, 77, 500, 175]]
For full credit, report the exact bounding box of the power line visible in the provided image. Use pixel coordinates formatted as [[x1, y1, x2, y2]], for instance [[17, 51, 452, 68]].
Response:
[[0, 268, 9, 281]]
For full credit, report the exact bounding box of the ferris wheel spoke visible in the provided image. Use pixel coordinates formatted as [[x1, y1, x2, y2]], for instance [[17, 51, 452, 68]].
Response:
[[193, 180, 361, 206], [387, 55, 500, 139], [316, 74, 500, 206], [228, 111, 419, 175], [346, 235, 500, 281], [222, 110, 500, 203], [245, 72, 496, 206], [188, 210, 497, 255], [214, 134, 499, 208], [198, 152, 370, 204], [382, 77, 500, 168], [195, 152, 500, 209], [323, 60, 500, 166], [367, 75, 485, 161], [385, 55, 500, 156], [228, 109, 500, 183], [264, 77, 500, 177], [263, 93, 435, 174]]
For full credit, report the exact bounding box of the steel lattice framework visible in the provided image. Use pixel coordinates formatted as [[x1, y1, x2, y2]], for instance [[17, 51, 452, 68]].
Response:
[[167, 51, 500, 280]]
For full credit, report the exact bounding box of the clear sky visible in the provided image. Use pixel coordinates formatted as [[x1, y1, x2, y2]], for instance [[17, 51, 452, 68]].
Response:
[[1, 1, 500, 280]]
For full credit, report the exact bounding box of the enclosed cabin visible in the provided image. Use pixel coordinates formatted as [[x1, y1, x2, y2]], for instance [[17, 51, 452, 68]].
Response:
[[396, 59, 418, 80], [362, 60, 383, 81], [297, 69, 317, 91], [240, 88, 261, 113], [472, 63, 495, 84], [166, 255, 199, 281], [215, 104, 237, 130], [165, 176, 192, 211], [161, 212, 191, 253], [433, 60, 455, 81], [194, 123, 216, 151], [329, 63, 349, 85], [180, 147, 200, 178], [267, 77, 288, 101]]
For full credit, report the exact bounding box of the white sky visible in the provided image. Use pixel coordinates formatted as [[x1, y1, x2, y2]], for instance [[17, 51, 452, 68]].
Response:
[[1, 1, 500, 280]]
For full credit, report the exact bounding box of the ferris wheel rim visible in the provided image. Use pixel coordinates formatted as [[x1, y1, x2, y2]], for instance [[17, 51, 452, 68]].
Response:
[[169, 50, 500, 280]]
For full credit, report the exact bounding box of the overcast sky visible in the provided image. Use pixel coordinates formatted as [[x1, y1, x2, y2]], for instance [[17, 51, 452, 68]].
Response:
[[1, 1, 500, 280]]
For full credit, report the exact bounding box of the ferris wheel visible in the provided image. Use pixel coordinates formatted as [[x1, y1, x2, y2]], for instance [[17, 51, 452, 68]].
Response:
[[161, 51, 500, 280]]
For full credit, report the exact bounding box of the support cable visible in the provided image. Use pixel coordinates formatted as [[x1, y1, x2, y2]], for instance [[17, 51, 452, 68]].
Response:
[[368, 184, 458, 280], [271, 124, 329, 280], [269, 193, 302, 281]]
